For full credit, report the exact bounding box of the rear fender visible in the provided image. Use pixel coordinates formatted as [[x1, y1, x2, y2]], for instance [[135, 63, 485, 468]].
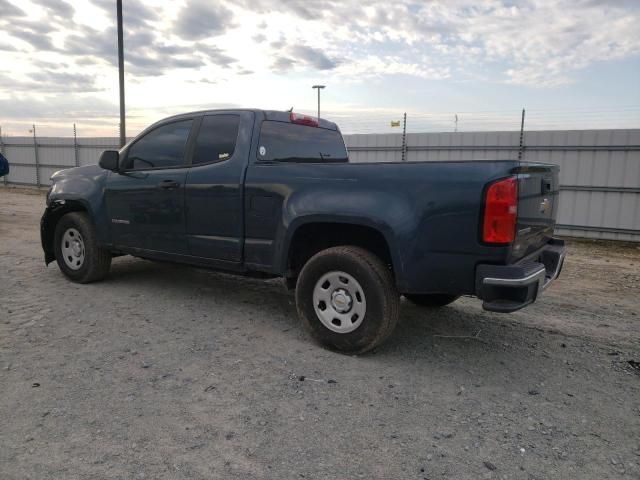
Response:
[[279, 214, 403, 284]]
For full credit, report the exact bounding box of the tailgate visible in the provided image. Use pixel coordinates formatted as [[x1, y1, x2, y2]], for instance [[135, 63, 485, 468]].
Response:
[[511, 163, 560, 260]]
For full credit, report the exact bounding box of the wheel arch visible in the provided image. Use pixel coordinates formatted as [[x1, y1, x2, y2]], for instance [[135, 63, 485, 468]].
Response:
[[281, 216, 402, 285], [41, 199, 93, 265]]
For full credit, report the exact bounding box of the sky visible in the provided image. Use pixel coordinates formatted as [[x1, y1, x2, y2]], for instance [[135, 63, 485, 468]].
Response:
[[0, 0, 639, 136]]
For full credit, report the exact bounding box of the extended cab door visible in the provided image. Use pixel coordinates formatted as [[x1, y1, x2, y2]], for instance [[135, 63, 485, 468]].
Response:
[[105, 119, 195, 254], [184, 111, 254, 262]]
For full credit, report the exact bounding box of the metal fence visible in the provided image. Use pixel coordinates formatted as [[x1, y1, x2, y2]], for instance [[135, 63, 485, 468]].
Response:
[[1, 129, 639, 242], [0, 136, 127, 188]]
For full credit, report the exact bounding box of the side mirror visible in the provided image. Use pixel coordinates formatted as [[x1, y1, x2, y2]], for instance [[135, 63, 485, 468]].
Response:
[[99, 150, 119, 172]]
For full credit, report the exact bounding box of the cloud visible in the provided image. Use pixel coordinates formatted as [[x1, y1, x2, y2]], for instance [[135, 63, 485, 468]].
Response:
[[91, 0, 159, 29], [263, 0, 329, 20], [0, 94, 116, 121], [271, 45, 340, 72], [238, 0, 640, 86], [0, 1, 74, 51], [11, 29, 56, 51], [0, 69, 102, 94], [289, 45, 339, 70], [0, 70, 102, 94], [197, 45, 237, 67], [1, 17, 58, 50], [252, 33, 267, 44], [0, 0, 25, 17], [32, 0, 74, 19], [124, 52, 197, 76], [32, 71, 103, 92], [0, 42, 19, 51], [63, 25, 115, 61], [334, 55, 451, 80], [61, 22, 235, 77], [233, 0, 339, 20], [175, 1, 235, 40], [271, 56, 296, 72], [1, 0, 639, 136], [8, 0, 636, 88]]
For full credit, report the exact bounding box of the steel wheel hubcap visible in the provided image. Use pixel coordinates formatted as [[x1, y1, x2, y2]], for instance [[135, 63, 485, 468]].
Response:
[[61, 228, 85, 270], [313, 271, 366, 333]]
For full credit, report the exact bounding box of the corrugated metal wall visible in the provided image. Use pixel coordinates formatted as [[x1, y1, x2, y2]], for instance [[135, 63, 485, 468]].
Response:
[[1, 130, 638, 242], [0, 137, 129, 187]]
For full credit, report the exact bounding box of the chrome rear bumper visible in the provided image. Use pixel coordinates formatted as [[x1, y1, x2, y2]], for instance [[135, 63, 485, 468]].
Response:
[[476, 238, 565, 313]]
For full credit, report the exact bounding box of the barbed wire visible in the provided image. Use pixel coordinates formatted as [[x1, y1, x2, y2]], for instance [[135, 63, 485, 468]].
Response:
[[1, 106, 639, 137], [325, 107, 640, 134]]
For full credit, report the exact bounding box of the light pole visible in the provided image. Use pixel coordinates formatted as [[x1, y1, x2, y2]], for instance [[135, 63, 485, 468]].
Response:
[[117, 0, 126, 147], [312, 85, 325, 121]]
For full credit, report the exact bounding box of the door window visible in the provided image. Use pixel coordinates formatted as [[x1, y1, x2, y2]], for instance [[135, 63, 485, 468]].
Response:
[[192, 115, 240, 165], [125, 120, 192, 170]]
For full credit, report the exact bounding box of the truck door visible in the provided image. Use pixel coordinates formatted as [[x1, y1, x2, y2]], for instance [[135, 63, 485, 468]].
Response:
[[184, 111, 254, 262], [105, 119, 194, 254]]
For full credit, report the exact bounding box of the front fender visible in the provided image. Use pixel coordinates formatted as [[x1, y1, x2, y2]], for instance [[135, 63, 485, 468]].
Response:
[[41, 166, 111, 264]]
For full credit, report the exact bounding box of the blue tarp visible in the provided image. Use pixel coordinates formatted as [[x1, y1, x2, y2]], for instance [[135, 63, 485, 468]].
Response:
[[0, 152, 8, 176]]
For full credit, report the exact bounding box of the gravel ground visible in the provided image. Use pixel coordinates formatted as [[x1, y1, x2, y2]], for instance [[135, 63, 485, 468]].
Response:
[[1, 187, 639, 480]]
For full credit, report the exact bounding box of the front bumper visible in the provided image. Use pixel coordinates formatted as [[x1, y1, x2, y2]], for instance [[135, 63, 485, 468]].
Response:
[[476, 238, 565, 313]]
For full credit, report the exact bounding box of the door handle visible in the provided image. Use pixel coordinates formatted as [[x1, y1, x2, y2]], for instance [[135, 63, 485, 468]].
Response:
[[158, 180, 180, 189]]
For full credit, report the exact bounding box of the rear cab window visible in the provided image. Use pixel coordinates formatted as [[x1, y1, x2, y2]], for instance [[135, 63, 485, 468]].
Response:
[[257, 121, 348, 163], [192, 115, 240, 165]]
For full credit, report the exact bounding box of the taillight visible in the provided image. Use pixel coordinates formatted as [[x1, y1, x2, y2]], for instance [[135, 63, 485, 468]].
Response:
[[482, 176, 518, 244], [290, 112, 318, 127]]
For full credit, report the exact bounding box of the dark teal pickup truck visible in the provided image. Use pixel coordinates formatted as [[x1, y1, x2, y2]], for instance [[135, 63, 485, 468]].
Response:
[[41, 109, 565, 353]]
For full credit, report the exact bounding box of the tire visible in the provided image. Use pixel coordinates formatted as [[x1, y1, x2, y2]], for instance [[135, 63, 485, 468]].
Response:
[[404, 293, 460, 307], [54, 212, 111, 283], [296, 246, 399, 354]]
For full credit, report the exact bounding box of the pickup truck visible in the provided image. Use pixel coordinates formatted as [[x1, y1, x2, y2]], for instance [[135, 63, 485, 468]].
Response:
[[41, 109, 566, 353]]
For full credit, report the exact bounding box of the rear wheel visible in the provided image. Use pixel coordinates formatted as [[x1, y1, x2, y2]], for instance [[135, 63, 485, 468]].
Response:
[[404, 293, 460, 307], [54, 212, 111, 283], [296, 246, 399, 354]]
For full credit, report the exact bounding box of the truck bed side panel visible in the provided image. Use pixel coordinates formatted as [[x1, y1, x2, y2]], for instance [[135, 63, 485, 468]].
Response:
[[244, 160, 520, 294]]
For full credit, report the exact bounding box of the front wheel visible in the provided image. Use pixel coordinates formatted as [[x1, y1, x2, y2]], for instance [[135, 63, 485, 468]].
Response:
[[404, 293, 460, 307], [295, 246, 399, 354], [54, 212, 111, 283]]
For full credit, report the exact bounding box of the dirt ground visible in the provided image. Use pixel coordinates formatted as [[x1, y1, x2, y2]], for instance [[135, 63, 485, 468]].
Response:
[[1, 187, 639, 480]]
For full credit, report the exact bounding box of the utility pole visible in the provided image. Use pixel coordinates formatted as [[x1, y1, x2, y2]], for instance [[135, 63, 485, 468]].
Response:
[[454, 114, 458, 133], [117, 0, 126, 147], [312, 85, 325, 121]]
